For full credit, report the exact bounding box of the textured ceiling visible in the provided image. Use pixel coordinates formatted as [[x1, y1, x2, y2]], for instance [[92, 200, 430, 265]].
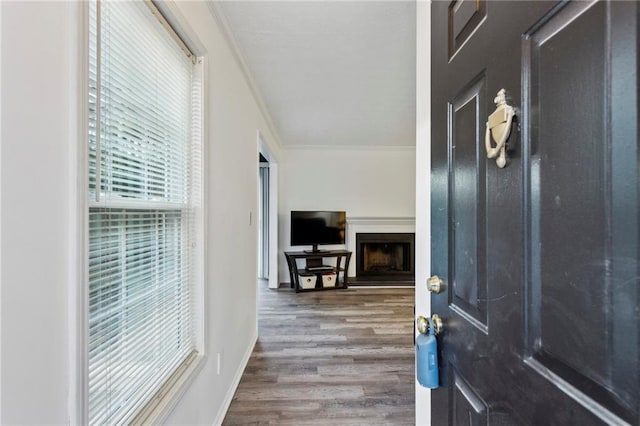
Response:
[[214, 1, 416, 148]]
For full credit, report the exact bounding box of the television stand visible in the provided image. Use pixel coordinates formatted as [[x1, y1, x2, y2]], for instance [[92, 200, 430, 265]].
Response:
[[307, 265, 333, 272], [284, 250, 352, 292]]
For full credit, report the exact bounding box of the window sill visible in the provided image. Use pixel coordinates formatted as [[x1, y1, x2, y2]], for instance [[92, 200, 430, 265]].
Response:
[[130, 351, 206, 425]]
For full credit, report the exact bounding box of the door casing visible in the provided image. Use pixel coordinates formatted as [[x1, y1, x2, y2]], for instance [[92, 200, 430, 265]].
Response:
[[415, 1, 432, 424]]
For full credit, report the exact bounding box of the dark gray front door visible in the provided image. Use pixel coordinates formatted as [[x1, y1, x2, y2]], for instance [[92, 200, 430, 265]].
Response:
[[430, 1, 638, 424]]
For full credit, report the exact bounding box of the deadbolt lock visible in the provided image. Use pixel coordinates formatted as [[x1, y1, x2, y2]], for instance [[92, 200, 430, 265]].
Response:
[[427, 275, 446, 294]]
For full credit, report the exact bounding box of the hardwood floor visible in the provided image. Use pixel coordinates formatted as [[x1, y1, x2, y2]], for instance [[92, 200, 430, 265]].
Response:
[[222, 284, 415, 425]]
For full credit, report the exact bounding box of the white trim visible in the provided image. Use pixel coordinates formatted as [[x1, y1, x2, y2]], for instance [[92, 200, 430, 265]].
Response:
[[256, 130, 279, 288], [212, 333, 258, 426], [205, 2, 285, 152], [285, 144, 416, 152], [267, 163, 279, 289], [0, 2, 3, 421], [152, 0, 207, 57], [415, 1, 432, 425], [258, 128, 283, 165], [145, 0, 195, 62], [71, 2, 89, 423], [131, 354, 206, 425], [195, 55, 208, 357], [345, 217, 416, 277], [347, 217, 415, 228], [88, 198, 189, 210], [258, 132, 280, 290]]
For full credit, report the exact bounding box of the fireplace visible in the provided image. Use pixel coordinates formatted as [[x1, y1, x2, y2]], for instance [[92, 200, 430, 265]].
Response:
[[355, 233, 415, 281]]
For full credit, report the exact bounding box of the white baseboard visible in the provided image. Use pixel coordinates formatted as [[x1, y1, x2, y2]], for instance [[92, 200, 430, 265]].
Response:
[[212, 332, 258, 425]]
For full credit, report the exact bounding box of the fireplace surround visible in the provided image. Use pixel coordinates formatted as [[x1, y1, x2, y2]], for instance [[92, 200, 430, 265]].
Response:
[[356, 232, 415, 281], [345, 217, 415, 284]]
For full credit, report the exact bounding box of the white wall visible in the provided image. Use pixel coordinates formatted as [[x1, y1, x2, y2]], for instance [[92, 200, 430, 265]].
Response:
[[1, 2, 76, 423], [0, 1, 281, 424], [279, 146, 416, 284], [164, 2, 281, 423]]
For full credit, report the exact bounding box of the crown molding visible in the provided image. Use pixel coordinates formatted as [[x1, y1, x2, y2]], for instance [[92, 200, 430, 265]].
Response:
[[205, 2, 285, 151]]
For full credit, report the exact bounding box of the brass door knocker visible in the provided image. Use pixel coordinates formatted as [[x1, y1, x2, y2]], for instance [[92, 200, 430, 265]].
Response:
[[485, 89, 515, 168]]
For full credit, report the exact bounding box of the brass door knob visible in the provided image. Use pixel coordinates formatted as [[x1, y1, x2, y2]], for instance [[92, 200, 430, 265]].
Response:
[[416, 315, 429, 334], [431, 314, 443, 335], [416, 314, 443, 336], [427, 275, 445, 294]]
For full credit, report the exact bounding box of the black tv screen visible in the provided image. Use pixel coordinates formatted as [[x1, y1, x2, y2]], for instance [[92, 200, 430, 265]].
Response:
[[290, 211, 346, 251]]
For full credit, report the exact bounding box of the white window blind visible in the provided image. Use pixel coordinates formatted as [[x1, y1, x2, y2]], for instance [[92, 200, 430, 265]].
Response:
[[87, 1, 201, 424]]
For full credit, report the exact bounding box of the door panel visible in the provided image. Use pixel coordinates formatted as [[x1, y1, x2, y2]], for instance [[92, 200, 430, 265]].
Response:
[[448, 73, 488, 330], [529, 0, 609, 384], [525, 1, 638, 422], [449, 0, 487, 60], [451, 369, 488, 426], [430, 1, 639, 424]]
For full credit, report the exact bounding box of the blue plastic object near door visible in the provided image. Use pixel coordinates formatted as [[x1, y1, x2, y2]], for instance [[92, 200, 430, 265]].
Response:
[[416, 326, 439, 389]]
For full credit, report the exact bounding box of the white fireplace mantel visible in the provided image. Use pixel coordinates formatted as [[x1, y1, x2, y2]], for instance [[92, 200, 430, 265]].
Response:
[[345, 217, 415, 277]]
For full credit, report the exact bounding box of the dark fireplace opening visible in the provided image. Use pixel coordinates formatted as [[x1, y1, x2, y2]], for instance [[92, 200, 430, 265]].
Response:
[[362, 243, 411, 273], [356, 233, 415, 282]]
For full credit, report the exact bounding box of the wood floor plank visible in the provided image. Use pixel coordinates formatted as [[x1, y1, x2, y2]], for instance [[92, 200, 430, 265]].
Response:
[[276, 373, 403, 384], [233, 384, 365, 401], [222, 285, 415, 425]]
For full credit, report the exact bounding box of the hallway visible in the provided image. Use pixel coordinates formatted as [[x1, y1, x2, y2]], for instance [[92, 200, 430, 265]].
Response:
[[223, 285, 415, 425]]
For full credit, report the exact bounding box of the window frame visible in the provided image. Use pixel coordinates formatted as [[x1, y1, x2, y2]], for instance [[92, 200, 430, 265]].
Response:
[[73, 2, 206, 424]]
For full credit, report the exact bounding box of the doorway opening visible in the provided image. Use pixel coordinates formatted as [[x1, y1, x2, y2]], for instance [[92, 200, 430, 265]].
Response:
[[258, 153, 269, 280], [257, 132, 279, 290]]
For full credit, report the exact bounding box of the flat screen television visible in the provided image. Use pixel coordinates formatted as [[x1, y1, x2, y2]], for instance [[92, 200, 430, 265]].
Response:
[[290, 210, 346, 253]]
